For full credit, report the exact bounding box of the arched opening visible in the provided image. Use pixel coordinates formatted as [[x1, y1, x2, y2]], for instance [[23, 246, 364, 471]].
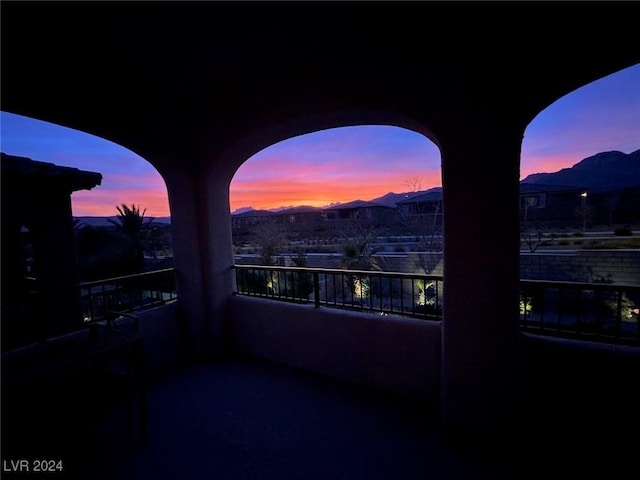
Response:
[[1, 112, 175, 349], [0, 112, 171, 219], [230, 125, 443, 271], [0, 111, 175, 277], [520, 63, 640, 240], [516, 64, 640, 448], [517, 65, 640, 337]]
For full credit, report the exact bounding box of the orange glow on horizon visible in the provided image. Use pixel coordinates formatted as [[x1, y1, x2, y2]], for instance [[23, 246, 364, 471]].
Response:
[[229, 170, 443, 212], [71, 148, 620, 217], [71, 171, 445, 217], [71, 189, 170, 218]]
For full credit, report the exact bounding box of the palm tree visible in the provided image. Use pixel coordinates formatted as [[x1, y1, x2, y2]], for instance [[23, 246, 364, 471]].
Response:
[[339, 228, 383, 272], [108, 203, 155, 272], [109, 204, 150, 236]]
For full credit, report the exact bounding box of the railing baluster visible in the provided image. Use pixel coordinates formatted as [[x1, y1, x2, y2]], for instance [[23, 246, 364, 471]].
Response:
[[332, 272, 337, 305], [400, 277, 404, 315], [411, 278, 416, 317], [615, 290, 622, 342]]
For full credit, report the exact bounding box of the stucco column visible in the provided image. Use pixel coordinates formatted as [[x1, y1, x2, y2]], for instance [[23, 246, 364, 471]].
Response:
[[164, 158, 235, 361], [31, 190, 83, 338], [439, 124, 523, 442]]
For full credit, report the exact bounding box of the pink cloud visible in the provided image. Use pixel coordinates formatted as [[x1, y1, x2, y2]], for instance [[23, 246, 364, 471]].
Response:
[[72, 188, 170, 217]]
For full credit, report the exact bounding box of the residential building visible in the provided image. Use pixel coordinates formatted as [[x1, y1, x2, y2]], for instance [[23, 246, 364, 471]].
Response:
[[519, 183, 588, 224]]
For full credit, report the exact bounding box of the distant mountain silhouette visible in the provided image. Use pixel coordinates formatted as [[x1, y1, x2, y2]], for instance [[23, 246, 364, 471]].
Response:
[[231, 188, 442, 214], [277, 205, 324, 214], [232, 207, 255, 215], [521, 149, 640, 191]]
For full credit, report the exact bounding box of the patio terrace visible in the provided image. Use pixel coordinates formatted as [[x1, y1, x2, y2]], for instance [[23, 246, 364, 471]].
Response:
[[3, 293, 639, 480], [4, 351, 639, 480]]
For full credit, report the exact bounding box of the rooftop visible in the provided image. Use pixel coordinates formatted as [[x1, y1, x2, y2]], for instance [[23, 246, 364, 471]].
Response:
[[1, 153, 102, 192]]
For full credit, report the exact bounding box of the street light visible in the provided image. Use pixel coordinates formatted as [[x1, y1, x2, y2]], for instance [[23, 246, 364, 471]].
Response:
[[581, 191, 588, 233]]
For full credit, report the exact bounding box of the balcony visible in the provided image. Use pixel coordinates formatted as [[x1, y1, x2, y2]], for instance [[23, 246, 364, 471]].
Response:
[[3, 267, 639, 479], [3, 3, 640, 478]]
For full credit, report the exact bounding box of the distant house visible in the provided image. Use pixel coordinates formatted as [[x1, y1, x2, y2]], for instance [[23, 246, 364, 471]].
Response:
[[519, 183, 587, 223], [269, 205, 325, 226], [231, 209, 274, 230], [393, 184, 589, 225], [394, 189, 444, 237], [396, 188, 443, 217], [323, 199, 396, 226]]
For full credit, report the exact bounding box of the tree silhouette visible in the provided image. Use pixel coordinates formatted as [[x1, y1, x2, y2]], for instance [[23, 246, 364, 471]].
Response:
[[108, 203, 156, 273], [252, 221, 286, 266], [397, 177, 443, 255], [109, 204, 150, 236]]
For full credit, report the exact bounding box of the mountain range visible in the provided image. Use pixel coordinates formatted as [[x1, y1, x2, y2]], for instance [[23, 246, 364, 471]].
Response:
[[521, 149, 640, 191], [75, 149, 639, 226]]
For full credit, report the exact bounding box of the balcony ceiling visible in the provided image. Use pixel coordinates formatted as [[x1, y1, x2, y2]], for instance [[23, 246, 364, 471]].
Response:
[[2, 2, 639, 169]]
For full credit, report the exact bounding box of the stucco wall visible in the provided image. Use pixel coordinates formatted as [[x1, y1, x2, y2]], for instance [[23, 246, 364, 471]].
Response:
[[238, 250, 639, 284], [136, 301, 182, 376], [75, 291, 637, 434], [520, 249, 640, 285], [228, 295, 442, 404]]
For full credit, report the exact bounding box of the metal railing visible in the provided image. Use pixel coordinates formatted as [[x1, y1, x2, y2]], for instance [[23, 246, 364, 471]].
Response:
[[234, 264, 640, 345], [79, 268, 177, 323], [520, 279, 640, 346], [77, 266, 639, 346], [234, 264, 443, 320]]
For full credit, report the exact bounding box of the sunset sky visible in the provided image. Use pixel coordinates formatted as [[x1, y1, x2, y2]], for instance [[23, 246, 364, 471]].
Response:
[[1, 64, 638, 218]]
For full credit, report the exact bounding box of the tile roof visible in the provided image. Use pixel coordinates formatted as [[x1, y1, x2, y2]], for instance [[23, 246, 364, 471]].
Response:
[[1, 153, 102, 192]]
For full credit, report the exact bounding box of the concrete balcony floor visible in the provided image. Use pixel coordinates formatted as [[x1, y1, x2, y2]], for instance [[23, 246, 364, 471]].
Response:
[[50, 356, 515, 480], [4, 355, 634, 480]]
